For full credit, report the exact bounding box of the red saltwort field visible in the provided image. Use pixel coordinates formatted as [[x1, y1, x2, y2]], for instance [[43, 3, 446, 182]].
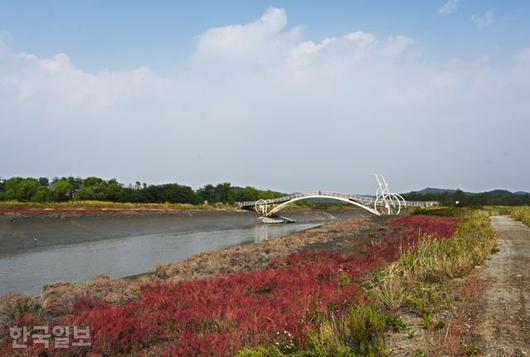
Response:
[[1, 216, 459, 356]]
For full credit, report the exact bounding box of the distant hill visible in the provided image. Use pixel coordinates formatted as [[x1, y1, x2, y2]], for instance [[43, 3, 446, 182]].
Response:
[[412, 187, 456, 195], [410, 187, 528, 196], [403, 187, 530, 206], [485, 189, 514, 195]]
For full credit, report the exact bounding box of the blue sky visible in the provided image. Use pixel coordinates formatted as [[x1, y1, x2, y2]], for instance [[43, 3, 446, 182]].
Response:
[[1, 1, 529, 193], [2, 1, 528, 70]]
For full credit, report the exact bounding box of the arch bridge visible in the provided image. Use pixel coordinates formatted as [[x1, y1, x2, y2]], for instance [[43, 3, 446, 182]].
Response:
[[237, 175, 437, 219]]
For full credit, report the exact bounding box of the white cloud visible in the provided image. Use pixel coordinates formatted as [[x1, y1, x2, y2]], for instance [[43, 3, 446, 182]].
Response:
[[471, 9, 495, 29], [438, 0, 461, 15], [1, 8, 529, 192], [286, 32, 414, 75], [193, 7, 301, 68], [0, 43, 161, 121]]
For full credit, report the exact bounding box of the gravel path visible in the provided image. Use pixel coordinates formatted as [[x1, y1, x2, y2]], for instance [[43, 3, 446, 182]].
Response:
[[475, 216, 530, 356]]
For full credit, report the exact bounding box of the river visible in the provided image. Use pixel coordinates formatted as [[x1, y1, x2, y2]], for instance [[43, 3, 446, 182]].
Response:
[[0, 210, 365, 295]]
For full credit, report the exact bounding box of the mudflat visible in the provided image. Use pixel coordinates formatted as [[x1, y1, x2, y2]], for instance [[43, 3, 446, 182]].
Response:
[[0, 209, 366, 256]]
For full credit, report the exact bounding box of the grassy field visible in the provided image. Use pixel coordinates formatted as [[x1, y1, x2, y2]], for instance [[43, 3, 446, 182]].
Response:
[[0, 200, 233, 210], [479, 205, 530, 227], [369, 209, 495, 311]]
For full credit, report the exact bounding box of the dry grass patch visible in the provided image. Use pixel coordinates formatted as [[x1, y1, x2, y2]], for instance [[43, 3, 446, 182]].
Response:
[[154, 217, 372, 281], [509, 206, 530, 226]]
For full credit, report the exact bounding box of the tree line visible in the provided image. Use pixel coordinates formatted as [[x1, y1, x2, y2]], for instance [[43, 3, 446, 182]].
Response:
[[0, 177, 283, 204]]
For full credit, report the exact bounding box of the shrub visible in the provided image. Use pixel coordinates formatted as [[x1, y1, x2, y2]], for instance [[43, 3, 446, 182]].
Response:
[[0, 293, 41, 326]]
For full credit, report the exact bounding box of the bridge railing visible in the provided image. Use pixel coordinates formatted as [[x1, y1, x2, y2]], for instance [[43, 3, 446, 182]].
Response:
[[238, 192, 437, 209], [239, 192, 362, 207]]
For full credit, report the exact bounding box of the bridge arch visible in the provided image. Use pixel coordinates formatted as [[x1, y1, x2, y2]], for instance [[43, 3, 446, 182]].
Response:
[[265, 195, 380, 216]]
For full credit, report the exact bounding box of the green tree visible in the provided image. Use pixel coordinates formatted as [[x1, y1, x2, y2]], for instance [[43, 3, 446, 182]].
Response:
[[82, 177, 105, 188], [196, 184, 216, 203], [33, 187, 50, 202], [0, 178, 5, 200], [5, 177, 47, 202], [104, 179, 123, 201], [236, 186, 260, 201], [65, 176, 83, 192], [50, 180, 72, 202], [75, 187, 95, 200], [38, 177, 49, 187], [213, 182, 235, 203]]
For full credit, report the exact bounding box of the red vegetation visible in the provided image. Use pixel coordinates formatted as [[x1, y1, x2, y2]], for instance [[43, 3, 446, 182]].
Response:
[[389, 215, 460, 239], [1, 216, 460, 356], [68, 254, 370, 356]]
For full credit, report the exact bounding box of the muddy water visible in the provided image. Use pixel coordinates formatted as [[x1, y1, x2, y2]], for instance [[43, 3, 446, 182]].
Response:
[[0, 210, 366, 294]]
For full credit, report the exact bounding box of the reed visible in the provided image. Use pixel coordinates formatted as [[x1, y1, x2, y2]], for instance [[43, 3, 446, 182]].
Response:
[[369, 209, 496, 312], [509, 206, 530, 226]]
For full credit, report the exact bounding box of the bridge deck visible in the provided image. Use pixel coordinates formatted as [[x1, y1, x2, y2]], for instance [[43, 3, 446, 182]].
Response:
[[238, 192, 436, 210]]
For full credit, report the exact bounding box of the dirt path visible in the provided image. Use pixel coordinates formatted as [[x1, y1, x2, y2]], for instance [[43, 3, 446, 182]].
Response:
[[474, 216, 530, 356]]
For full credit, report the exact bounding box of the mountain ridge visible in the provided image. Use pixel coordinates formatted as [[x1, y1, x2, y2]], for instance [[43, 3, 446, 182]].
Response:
[[409, 187, 529, 195]]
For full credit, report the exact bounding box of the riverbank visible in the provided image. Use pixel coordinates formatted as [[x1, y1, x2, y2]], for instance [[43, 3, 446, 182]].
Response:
[[1, 209, 498, 356], [0, 200, 368, 219], [2, 216, 379, 304], [0, 200, 236, 218], [0, 210, 368, 296]]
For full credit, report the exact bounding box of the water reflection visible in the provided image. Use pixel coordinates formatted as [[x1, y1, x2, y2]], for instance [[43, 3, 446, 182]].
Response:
[[253, 224, 315, 243]]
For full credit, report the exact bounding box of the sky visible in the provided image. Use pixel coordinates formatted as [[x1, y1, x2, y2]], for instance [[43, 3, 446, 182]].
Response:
[[1, 0, 529, 194]]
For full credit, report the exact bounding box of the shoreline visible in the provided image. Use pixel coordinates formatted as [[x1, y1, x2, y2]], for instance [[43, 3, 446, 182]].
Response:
[[33, 216, 383, 307], [120, 221, 326, 283], [0, 209, 367, 257], [0, 206, 237, 219], [0, 210, 369, 296], [0, 200, 366, 219], [1, 220, 333, 299], [0, 216, 376, 300]]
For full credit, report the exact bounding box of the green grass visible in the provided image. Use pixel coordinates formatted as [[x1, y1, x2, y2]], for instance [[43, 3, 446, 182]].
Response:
[[369, 209, 496, 313], [412, 206, 472, 217], [0, 200, 234, 210], [464, 345, 481, 356], [427, 205, 530, 228], [237, 305, 390, 357]]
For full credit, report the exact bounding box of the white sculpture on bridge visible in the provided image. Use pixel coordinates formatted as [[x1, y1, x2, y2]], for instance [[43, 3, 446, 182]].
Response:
[[373, 174, 407, 215]]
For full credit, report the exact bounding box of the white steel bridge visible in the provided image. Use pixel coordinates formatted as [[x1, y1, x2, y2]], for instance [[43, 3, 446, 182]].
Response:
[[238, 175, 437, 218]]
